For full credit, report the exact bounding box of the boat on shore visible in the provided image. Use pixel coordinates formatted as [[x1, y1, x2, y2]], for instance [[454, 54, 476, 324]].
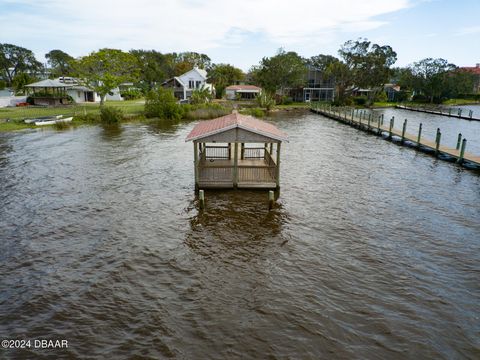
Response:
[[24, 115, 73, 126]]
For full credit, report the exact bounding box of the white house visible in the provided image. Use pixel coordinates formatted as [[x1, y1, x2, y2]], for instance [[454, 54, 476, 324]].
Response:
[[162, 67, 214, 101], [225, 85, 262, 100]]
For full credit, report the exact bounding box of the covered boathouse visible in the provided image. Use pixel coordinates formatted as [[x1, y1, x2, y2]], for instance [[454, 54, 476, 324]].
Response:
[[186, 112, 288, 190]]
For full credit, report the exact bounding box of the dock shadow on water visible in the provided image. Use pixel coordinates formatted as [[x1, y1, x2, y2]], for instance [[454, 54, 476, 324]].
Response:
[[185, 190, 289, 261]]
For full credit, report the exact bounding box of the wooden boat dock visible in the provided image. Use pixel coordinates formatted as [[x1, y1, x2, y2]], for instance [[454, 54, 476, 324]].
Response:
[[396, 104, 480, 121], [311, 104, 480, 168]]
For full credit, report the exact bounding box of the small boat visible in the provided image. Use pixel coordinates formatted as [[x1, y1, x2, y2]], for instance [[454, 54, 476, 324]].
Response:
[[35, 116, 73, 126], [23, 115, 73, 126], [24, 115, 63, 124]]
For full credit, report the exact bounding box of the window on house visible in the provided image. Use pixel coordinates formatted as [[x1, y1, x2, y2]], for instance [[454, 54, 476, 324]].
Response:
[[196, 81, 202, 89], [189, 80, 194, 89]]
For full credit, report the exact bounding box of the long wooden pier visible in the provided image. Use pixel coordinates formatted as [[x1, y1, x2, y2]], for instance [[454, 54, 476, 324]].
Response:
[[311, 104, 480, 168], [396, 104, 480, 121]]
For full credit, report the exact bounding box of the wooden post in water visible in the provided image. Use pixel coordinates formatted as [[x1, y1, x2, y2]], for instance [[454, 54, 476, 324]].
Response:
[[456, 133, 462, 150], [457, 139, 467, 164], [469, 110, 473, 118], [367, 114, 371, 130], [268, 190, 274, 210], [381, 114, 384, 125], [401, 119, 407, 143], [199, 190, 205, 209], [351, 109, 354, 122], [458, 109, 462, 117], [435, 128, 441, 156], [388, 117, 394, 139], [417, 123, 422, 145], [377, 115, 381, 133]]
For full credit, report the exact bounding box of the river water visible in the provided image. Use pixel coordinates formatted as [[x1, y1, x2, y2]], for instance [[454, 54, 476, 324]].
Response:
[[1, 109, 479, 359]]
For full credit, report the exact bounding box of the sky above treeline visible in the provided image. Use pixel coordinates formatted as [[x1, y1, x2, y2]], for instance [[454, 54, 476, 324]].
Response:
[[0, 0, 479, 71]]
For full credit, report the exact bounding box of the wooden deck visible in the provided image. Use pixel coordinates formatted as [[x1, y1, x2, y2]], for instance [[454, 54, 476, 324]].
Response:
[[198, 153, 277, 189], [311, 105, 480, 168]]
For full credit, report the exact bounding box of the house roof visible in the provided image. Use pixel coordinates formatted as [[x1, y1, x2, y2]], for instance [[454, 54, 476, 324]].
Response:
[[185, 112, 288, 142], [26, 79, 72, 88], [226, 85, 262, 91], [461, 66, 480, 75]]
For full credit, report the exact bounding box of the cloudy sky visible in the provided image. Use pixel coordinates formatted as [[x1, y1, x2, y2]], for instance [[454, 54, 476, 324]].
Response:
[[0, 0, 479, 70]]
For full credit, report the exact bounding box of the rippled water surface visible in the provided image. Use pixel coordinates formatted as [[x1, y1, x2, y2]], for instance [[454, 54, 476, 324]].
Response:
[[1, 110, 479, 359]]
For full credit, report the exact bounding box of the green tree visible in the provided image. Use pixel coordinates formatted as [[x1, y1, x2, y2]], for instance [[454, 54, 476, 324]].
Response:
[[73, 48, 140, 105], [190, 85, 213, 105], [255, 90, 275, 111], [12, 72, 38, 95], [0, 43, 43, 86], [325, 60, 353, 104], [308, 54, 339, 72], [144, 88, 184, 119], [177, 52, 211, 70], [253, 49, 306, 95], [207, 63, 244, 98], [338, 39, 397, 105], [45, 49, 74, 78], [130, 49, 176, 91], [408, 58, 456, 103]]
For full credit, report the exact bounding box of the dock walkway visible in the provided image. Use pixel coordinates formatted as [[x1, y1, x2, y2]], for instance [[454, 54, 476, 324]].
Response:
[[395, 104, 480, 121], [311, 105, 480, 168]]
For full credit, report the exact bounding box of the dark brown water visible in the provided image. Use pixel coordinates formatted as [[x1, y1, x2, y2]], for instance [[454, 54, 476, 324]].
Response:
[[1, 111, 479, 359]]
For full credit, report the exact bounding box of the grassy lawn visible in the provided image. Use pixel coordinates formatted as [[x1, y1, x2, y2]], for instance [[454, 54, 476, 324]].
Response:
[[442, 98, 480, 106], [0, 100, 145, 121], [0, 100, 145, 132]]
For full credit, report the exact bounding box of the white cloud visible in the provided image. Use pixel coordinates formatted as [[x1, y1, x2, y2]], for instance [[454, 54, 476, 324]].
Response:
[[0, 0, 412, 60]]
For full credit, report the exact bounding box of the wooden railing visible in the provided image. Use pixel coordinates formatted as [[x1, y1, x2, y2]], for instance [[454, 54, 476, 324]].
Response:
[[238, 166, 276, 183], [199, 165, 233, 183], [243, 147, 264, 159], [264, 149, 276, 166], [203, 146, 230, 159]]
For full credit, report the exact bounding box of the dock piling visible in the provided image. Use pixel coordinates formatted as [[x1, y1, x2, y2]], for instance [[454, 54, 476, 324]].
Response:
[[417, 123, 422, 145], [401, 119, 407, 143], [389, 117, 394, 139], [456, 133, 462, 150], [199, 190, 205, 209], [457, 139, 467, 164], [435, 128, 441, 156], [268, 190, 274, 210]]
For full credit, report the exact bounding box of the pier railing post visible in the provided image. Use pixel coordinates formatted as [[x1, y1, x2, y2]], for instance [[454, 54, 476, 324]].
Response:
[[417, 123, 422, 145], [435, 128, 441, 156], [381, 114, 384, 125], [457, 139, 467, 164], [368, 114, 371, 130], [388, 117, 394, 139], [377, 115, 381, 133], [469, 110, 473, 119], [456, 133, 462, 150], [401, 119, 407, 143]]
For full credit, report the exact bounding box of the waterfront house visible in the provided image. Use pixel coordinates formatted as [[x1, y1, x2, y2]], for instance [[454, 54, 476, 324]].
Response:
[[186, 112, 288, 190], [460, 63, 480, 93], [162, 67, 215, 101], [26, 78, 101, 105], [225, 85, 262, 100], [289, 64, 335, 102]]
